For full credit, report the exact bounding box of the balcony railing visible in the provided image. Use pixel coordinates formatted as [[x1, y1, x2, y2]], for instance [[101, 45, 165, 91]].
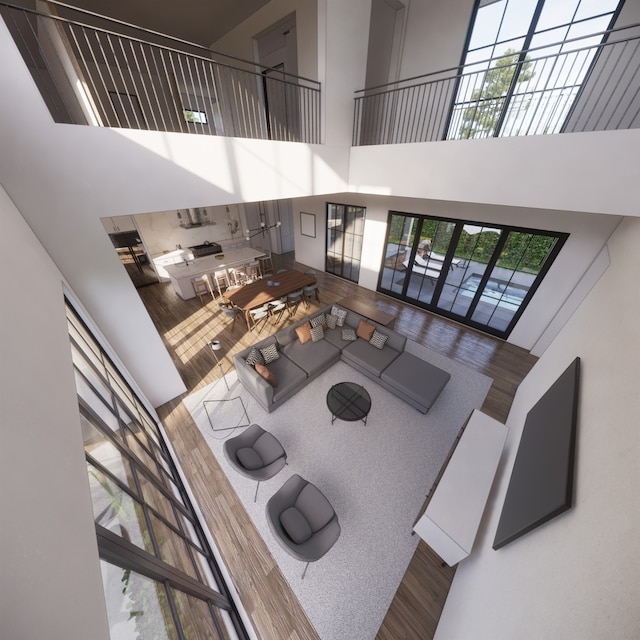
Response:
[[353, 22, 640, 146], [1, 0, 321, 143]]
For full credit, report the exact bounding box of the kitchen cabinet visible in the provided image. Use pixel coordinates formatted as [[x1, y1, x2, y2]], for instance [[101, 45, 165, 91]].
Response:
[[101, 215, 137, 234]]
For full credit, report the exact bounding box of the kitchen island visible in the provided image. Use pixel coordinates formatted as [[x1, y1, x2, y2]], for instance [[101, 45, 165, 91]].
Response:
[[164, 247, 266, 300]]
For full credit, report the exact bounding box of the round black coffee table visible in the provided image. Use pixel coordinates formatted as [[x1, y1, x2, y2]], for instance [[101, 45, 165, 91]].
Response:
[[326, 382, 371, 425]]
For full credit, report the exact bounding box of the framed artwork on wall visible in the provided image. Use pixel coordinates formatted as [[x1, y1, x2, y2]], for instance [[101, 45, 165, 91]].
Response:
[[300, 212, 316, 238]]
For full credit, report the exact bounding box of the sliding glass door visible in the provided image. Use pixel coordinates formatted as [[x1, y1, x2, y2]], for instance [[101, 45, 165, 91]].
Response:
[[326, 203, 366, 283], [378, 212, 566, 338]]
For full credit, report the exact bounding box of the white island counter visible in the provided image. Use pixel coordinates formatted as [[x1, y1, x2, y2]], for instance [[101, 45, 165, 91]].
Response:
[[164, 247, 266, 300]]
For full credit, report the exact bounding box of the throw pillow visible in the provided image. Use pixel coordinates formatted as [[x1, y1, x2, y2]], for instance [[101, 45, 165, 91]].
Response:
[[295, 321, 312, 344], [310, 325, 324, 342], [342, 327, 357, 341], [369, 329, 389, 350], [356, 319, 376, 341], [255, 362, 278, 387], [310, 313, 326, 329], [236, 447, 263, 470], [245, 347, 264, 367], [260, 342, 280, 364], [280, 506, 312, 545], [326, 314, 337, 330], [331, 305, 347, 327]]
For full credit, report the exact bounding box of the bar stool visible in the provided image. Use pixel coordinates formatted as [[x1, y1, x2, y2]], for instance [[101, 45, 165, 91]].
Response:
[[245, 260, 262, 281], [228, 268, 247, 286], [259, 253, 275, 278], [192, 274, 215, 303], [212, 270, 229, 298]]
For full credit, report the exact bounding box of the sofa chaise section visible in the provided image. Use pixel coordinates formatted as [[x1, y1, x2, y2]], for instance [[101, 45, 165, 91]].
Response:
[[380, 351, 451, 413]]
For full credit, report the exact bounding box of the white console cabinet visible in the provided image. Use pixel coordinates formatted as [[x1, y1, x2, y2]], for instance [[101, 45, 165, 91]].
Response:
[[413, 410, 508, 566]]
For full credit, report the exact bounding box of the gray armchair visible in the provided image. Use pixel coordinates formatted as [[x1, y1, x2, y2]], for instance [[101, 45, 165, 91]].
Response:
[[223, 424, 287, 501], [266, 474, 341, 578]]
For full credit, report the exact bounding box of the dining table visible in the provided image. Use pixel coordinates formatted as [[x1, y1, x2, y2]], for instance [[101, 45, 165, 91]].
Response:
[[225, 269, 316, 326]]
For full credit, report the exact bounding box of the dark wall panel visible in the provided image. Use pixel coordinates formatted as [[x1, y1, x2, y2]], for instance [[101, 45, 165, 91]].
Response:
[[493, 357, 580, 550]]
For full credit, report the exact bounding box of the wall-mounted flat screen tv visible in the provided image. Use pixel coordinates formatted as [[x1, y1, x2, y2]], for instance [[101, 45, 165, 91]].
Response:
[[493, 357, 580, 550]]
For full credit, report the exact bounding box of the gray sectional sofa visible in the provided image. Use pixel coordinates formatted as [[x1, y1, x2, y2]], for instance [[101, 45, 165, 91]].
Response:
[[233, 303, 451, 414]]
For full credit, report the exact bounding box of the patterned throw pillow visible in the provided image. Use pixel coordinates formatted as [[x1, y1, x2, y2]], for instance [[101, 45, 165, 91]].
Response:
[[356, 319, 376, 341], [369, 329, 389, 350], [325, 314, 337, 330], [331, 305, 347, 327], [310, 325, 324, 342], [341, 328, 357, 341], [260, 342, 280, 364], [309, 313, 326, 328], [245, 347, 264, 367]]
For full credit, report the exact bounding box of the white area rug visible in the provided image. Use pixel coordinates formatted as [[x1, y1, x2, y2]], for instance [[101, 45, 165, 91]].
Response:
[[183, 341, 492, 640]]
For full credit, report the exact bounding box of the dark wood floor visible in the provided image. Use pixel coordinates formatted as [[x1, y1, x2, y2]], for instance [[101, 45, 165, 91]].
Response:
[[139, 252, 537, 640]]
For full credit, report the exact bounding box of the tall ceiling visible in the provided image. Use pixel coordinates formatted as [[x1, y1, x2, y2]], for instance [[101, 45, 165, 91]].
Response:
[[58, 0, 271, 45]]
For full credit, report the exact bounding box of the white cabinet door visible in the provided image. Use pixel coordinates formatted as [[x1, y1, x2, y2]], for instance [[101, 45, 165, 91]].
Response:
[[101, 215, 137, 233]]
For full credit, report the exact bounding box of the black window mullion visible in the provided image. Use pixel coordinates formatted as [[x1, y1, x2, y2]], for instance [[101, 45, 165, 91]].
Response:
[[81, 401, 193, 521], [464, 229, 509, 320], [67, 299, 250, 640], [493, 0, 547, 137], [97, 524, 232, 609]]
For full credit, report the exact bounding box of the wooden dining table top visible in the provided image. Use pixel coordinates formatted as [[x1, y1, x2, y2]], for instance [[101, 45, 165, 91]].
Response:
[[225, 270, 316, 311]]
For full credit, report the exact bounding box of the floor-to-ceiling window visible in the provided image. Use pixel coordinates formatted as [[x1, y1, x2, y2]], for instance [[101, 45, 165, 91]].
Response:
[[326, 203, 366, 283], [379, 212, 567, 338], [448, 0, 624, 139], [66, 300, 249, 640]]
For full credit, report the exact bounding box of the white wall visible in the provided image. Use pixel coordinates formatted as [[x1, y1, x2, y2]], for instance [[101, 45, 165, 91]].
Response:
[[399, 0, 474, 78], [290, 192, 621, 351], [0, 20, 349, 407], [435, 215, 640, 640], [132, 204, 245, 257], [0, 186, 109, 640], [349, 130, 640, 217]]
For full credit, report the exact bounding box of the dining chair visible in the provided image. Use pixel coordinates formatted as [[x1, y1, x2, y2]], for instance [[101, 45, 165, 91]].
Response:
[[286, 289, 304, 316], [218, 302, 242, 332], [268, 297, 288, 325], [248, 304, 271, 332], [302, 281, 320, 307]]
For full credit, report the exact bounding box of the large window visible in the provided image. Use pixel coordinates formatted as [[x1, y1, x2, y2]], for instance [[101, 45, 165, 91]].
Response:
[[448, 0, 623, 138], [326, 203, 366, 283], [379, 213, 567, 338], [66, 301, 248, 640]]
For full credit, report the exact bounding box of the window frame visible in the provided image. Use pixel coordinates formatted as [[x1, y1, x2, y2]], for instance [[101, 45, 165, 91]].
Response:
[[66, 299, 250, 640], [376, 212, 568, 339]]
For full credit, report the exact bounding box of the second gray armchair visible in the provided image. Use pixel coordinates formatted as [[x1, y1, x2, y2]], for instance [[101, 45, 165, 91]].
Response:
[[266, 473, 341, 578]]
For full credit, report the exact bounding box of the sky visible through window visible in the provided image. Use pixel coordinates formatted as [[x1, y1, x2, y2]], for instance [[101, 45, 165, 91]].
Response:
[[449, 0, 621, 138]]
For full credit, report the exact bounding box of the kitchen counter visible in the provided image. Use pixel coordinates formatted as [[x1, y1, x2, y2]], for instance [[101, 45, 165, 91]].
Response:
[[152, 249, 194, 280], [164, 247, 266, 300]]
